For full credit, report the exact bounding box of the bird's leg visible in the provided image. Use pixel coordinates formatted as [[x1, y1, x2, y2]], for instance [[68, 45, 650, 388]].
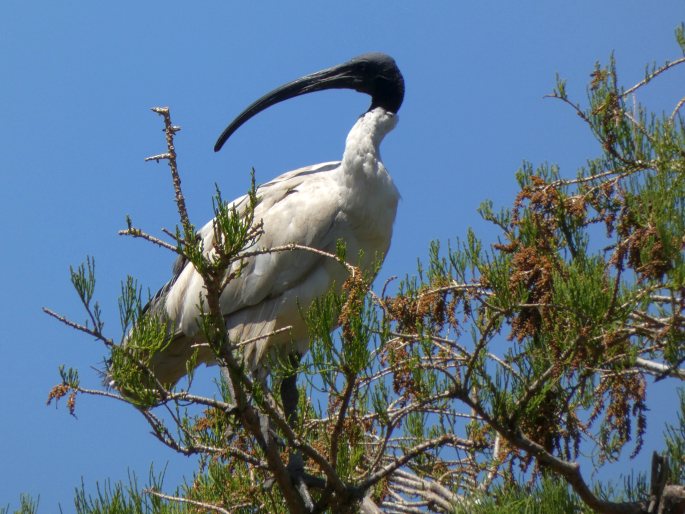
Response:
[[280, 352, 302, 473], [280, 352, 321, 508], [280, 353, 326, 484]]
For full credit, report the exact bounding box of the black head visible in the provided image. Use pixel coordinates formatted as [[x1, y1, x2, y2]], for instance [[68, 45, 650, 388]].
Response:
[[327, 52, 405, 113], [214, 53, 404, 152]]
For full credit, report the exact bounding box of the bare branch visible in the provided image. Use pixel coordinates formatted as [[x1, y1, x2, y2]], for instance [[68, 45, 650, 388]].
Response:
[[118, 226, 179, 253], [455, 389, 646, 514], [361, 434, 467, 489], [635, 357, 685, 381], [233, 325, 293, 349], [144, 489, 231, 514], [148, 107, 192, 240], [621, 57, 685, 97], [237, 242, 358, 276], [671, 95, 685, 120], [478, 434, 502, 492], [389, 468, 462, 512], [330, 370, 357, 468], [42, 307, 114, 347]]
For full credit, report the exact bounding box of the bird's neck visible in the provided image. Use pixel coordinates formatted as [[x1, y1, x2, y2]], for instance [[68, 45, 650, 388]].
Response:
[[342, 107, 398, 173], [339, 107, 400, 255]]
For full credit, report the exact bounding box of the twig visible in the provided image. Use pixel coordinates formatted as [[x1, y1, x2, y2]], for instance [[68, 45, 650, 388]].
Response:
[[514, 342, 577, 414], [636, 357, 685, 381], [191, 326, 295, 351], [237, 243, 358, 276], [42, 307, 115, 347], [621, 57, 685, 97], [671, 95, 685, 121], [118, 227, 178, 253], [330, 370, 357, 468], [72, 386, 128, 403], [147, 107, 193, 240], [234, 325, 293, 349], [390, 468, 462, 512], [144, 153, 172, 162], [144, 489, 231, 514], [161, 226, 182, 243], [455, 389, 646, 514], [139, 409, 194, 456], [361, 434, 465, 489], [478, 434, 502, 492]]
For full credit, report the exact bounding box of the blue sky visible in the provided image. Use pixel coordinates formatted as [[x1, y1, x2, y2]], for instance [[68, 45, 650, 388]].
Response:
[[2, 1, 684, 509]]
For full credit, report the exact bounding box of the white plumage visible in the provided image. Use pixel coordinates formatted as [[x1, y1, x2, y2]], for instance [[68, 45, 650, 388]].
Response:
[[140, 53, 405, 386]]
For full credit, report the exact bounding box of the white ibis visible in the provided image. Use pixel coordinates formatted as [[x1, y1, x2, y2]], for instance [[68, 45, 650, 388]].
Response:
[[135, 53, 404, 499], [142, 53, 404, 395]]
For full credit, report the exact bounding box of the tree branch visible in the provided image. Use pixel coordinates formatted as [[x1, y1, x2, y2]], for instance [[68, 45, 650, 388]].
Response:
[[144, 489, 231, 514]]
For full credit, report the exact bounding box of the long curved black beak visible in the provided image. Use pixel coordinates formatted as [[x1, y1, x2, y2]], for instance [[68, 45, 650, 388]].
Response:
[[214, 53, 404, 152]]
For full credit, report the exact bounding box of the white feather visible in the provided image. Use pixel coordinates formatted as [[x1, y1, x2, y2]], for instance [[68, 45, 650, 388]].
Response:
[[147, 107, 399, 385]]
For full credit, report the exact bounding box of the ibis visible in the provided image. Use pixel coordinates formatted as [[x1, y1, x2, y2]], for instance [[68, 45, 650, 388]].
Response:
[[140, 53, 404, 447]]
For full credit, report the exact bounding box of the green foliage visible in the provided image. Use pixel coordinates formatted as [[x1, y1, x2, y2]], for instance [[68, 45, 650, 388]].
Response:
[[71, 471, 175, 514], [676, 23, 685, 55], [664, 389, 685, 484], [183, 459, 281, 513], [433, 45, 685, 466], [454, 477, 591, 514], [210, 168, 261, 269], [70, 257, 103, 333], [118, 275, 144, 336], [108, 311, 172, 407], [43, 29, 685, 514], [1, 494, 39, 514]]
